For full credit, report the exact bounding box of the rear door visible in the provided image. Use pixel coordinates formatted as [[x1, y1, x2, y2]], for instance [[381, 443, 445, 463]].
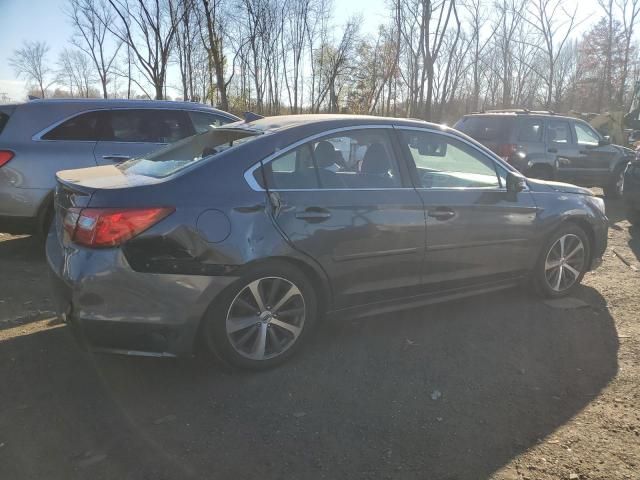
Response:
[[93, 109, 195, 165], [252, 126, 427, 309], [395, 127, 538, 291]]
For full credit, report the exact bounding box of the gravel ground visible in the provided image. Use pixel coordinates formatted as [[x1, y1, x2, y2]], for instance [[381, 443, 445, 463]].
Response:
[[0, 194, 638, 480]]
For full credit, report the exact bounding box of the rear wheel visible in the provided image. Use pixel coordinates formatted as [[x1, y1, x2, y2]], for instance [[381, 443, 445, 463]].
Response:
[[533, 224, 591, 298], [603, 166, 625, 199], [203, 262, 318, 370]]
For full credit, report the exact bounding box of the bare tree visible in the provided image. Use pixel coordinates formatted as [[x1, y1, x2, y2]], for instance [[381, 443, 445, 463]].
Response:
[[201, 0, 229, 110], [68, 0, 122, 98], [9, 41, 56, 98], [58, 48, 98, 97], [616, 0, 640, 106], [107, 0, 184, 99]]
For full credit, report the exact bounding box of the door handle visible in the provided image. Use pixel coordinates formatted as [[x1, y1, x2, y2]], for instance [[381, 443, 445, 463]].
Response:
[[102, 154, 131, 161], [579, 150, 590, 155], [427, 208, 455, 221], [295, 207, 331, 222], [547, 148, 558, 153]]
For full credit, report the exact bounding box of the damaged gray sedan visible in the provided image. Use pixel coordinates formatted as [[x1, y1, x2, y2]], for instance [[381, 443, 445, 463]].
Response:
[[47, 114, 608, 369]]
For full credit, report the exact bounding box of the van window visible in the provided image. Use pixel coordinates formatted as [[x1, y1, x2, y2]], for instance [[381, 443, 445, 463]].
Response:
[[454, 116, 513, 142], [108, 109, 193, 143], [42, 110, 110, 141], [189, 111, 233, 133]]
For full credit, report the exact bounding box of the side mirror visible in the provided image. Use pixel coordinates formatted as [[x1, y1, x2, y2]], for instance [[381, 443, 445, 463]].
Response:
[[506, 171, 527, 193], [599, 138, 610, 146]]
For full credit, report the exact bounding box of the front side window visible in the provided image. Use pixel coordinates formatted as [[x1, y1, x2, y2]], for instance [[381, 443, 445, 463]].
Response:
[[546, 120, 571, 145], [574, 122, 600, 146], [256, 129, 403, 190], [399, 130, 500, 189], [189, 111, 233, 133], [108, 109, 193, 143], [42, 110, 110, 141]]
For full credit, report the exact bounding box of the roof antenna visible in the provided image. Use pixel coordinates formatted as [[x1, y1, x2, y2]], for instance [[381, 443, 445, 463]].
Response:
[[28, 95, 41, 101], [244, 111, 264, 122]]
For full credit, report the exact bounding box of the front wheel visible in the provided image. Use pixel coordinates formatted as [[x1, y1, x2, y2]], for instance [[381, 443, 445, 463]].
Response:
[[203, 262, 318, 370], [533, 224, 591, 298]]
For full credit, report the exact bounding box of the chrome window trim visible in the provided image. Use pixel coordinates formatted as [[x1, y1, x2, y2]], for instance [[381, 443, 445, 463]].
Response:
[[32, 107, 238, 142], [244, 123, 527, 193]]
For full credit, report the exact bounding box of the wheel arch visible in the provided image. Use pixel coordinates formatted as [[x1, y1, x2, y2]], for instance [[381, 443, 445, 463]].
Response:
[[192, 254, 333, 353]]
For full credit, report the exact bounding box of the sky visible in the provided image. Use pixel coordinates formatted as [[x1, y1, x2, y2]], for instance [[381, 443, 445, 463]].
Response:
[[0, 0, 608, 102]]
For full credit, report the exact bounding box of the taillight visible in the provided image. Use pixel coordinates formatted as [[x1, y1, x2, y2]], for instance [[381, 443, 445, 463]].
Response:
[[0, 150, 14, 167], [497, 144, 518, 161], [64, 207, 174, 248]]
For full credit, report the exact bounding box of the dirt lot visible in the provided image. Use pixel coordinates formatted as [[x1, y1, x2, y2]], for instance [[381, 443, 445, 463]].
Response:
[[0, 194, 638, 480]]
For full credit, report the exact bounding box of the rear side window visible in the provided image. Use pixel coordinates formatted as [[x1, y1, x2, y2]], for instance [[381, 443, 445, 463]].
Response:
[[0, 113, 9, 135], [42, 110, 110, 141], [454, 116, 513, 141], [255, 129, 403, 190], [517, 119, 543, 142], [189, 111, 233, 133], [109, 109, 193, 143]]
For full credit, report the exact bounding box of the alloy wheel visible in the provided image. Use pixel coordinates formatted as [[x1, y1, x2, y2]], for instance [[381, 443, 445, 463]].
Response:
[[544, 234, 586, 292], [225, 277, 306, 360]]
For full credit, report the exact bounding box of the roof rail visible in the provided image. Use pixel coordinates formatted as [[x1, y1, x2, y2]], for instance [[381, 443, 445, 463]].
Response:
[[478, 108, 557, 115], [483, 108, 530, 114]]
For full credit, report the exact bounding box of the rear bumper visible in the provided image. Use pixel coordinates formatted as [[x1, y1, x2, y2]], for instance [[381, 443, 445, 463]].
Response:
[[45, 230, 239, 357]]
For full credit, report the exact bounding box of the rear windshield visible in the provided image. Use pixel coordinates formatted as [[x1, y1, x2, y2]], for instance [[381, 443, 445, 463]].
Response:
[[118, 128, 260, 179], [0, 113, 9, 136], [454, 116, 514, 141]]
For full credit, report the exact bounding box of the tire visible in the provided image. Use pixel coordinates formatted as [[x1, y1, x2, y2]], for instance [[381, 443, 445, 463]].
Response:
[[603, 166, 625, 199], [533, 224, 591, 298], [202, 261, 318, 370]]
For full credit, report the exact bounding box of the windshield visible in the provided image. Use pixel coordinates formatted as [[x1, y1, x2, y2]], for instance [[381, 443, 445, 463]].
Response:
[[117, 128, 260, 178]]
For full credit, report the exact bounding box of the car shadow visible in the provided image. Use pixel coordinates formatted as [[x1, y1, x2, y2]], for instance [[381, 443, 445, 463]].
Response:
[[601, 195, 627, 225], [0, 234, 45, 262], [0, 286, 618, 480]]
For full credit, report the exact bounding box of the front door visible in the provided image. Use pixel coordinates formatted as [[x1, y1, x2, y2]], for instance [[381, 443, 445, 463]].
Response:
[[395, 127, 538, 292], [257, 127, 427, 309], [571, 121, 618, 185]]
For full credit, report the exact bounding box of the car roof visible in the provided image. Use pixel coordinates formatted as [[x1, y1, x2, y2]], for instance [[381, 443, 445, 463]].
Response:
[[12, 98, 239, 118], [238, 114, 447, 133]]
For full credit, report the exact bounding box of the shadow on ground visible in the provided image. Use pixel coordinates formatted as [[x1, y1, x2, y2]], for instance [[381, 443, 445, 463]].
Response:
[[0, 283, 618, 480]]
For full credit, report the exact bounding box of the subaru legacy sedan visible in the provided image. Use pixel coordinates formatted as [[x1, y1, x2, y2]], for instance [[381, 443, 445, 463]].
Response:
[[46, 115, 608, 369]]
